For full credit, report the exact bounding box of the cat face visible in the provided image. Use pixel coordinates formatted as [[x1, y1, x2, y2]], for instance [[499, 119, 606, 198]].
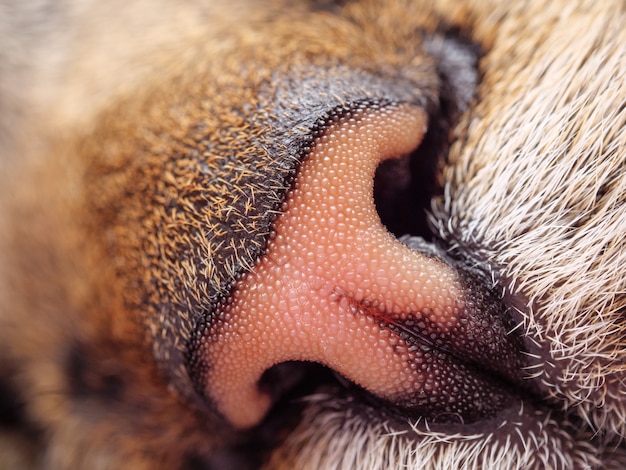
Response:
[[0, 0, 624, 468]]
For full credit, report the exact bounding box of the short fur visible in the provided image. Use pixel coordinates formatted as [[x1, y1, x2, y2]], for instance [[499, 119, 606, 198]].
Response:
[[0, 0, 624, 468]]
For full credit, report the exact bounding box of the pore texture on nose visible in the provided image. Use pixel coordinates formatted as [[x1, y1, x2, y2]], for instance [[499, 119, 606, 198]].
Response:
[[196, 104, 465, 429]]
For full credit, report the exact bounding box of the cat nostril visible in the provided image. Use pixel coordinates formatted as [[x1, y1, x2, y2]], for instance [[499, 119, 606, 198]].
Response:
[[373, 122, 441, 241]]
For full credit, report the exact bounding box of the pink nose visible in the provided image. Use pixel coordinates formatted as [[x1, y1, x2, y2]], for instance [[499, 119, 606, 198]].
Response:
[[192, 104, 510, 429]]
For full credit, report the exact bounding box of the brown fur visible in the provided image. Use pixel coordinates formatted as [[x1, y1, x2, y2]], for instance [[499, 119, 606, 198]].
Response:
[[1, 0, 625, 468]]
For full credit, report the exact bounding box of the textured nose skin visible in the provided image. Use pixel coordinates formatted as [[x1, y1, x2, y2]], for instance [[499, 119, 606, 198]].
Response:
[[196, 104, 473, 428]]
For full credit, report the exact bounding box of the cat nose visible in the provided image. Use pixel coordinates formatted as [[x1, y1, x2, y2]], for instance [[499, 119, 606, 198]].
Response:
[[191, 104, 518, 429], [193, 104, 453, 428]]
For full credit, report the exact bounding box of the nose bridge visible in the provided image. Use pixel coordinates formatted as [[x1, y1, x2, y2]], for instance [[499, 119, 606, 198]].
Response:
[[193, 104, 468, 429]]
